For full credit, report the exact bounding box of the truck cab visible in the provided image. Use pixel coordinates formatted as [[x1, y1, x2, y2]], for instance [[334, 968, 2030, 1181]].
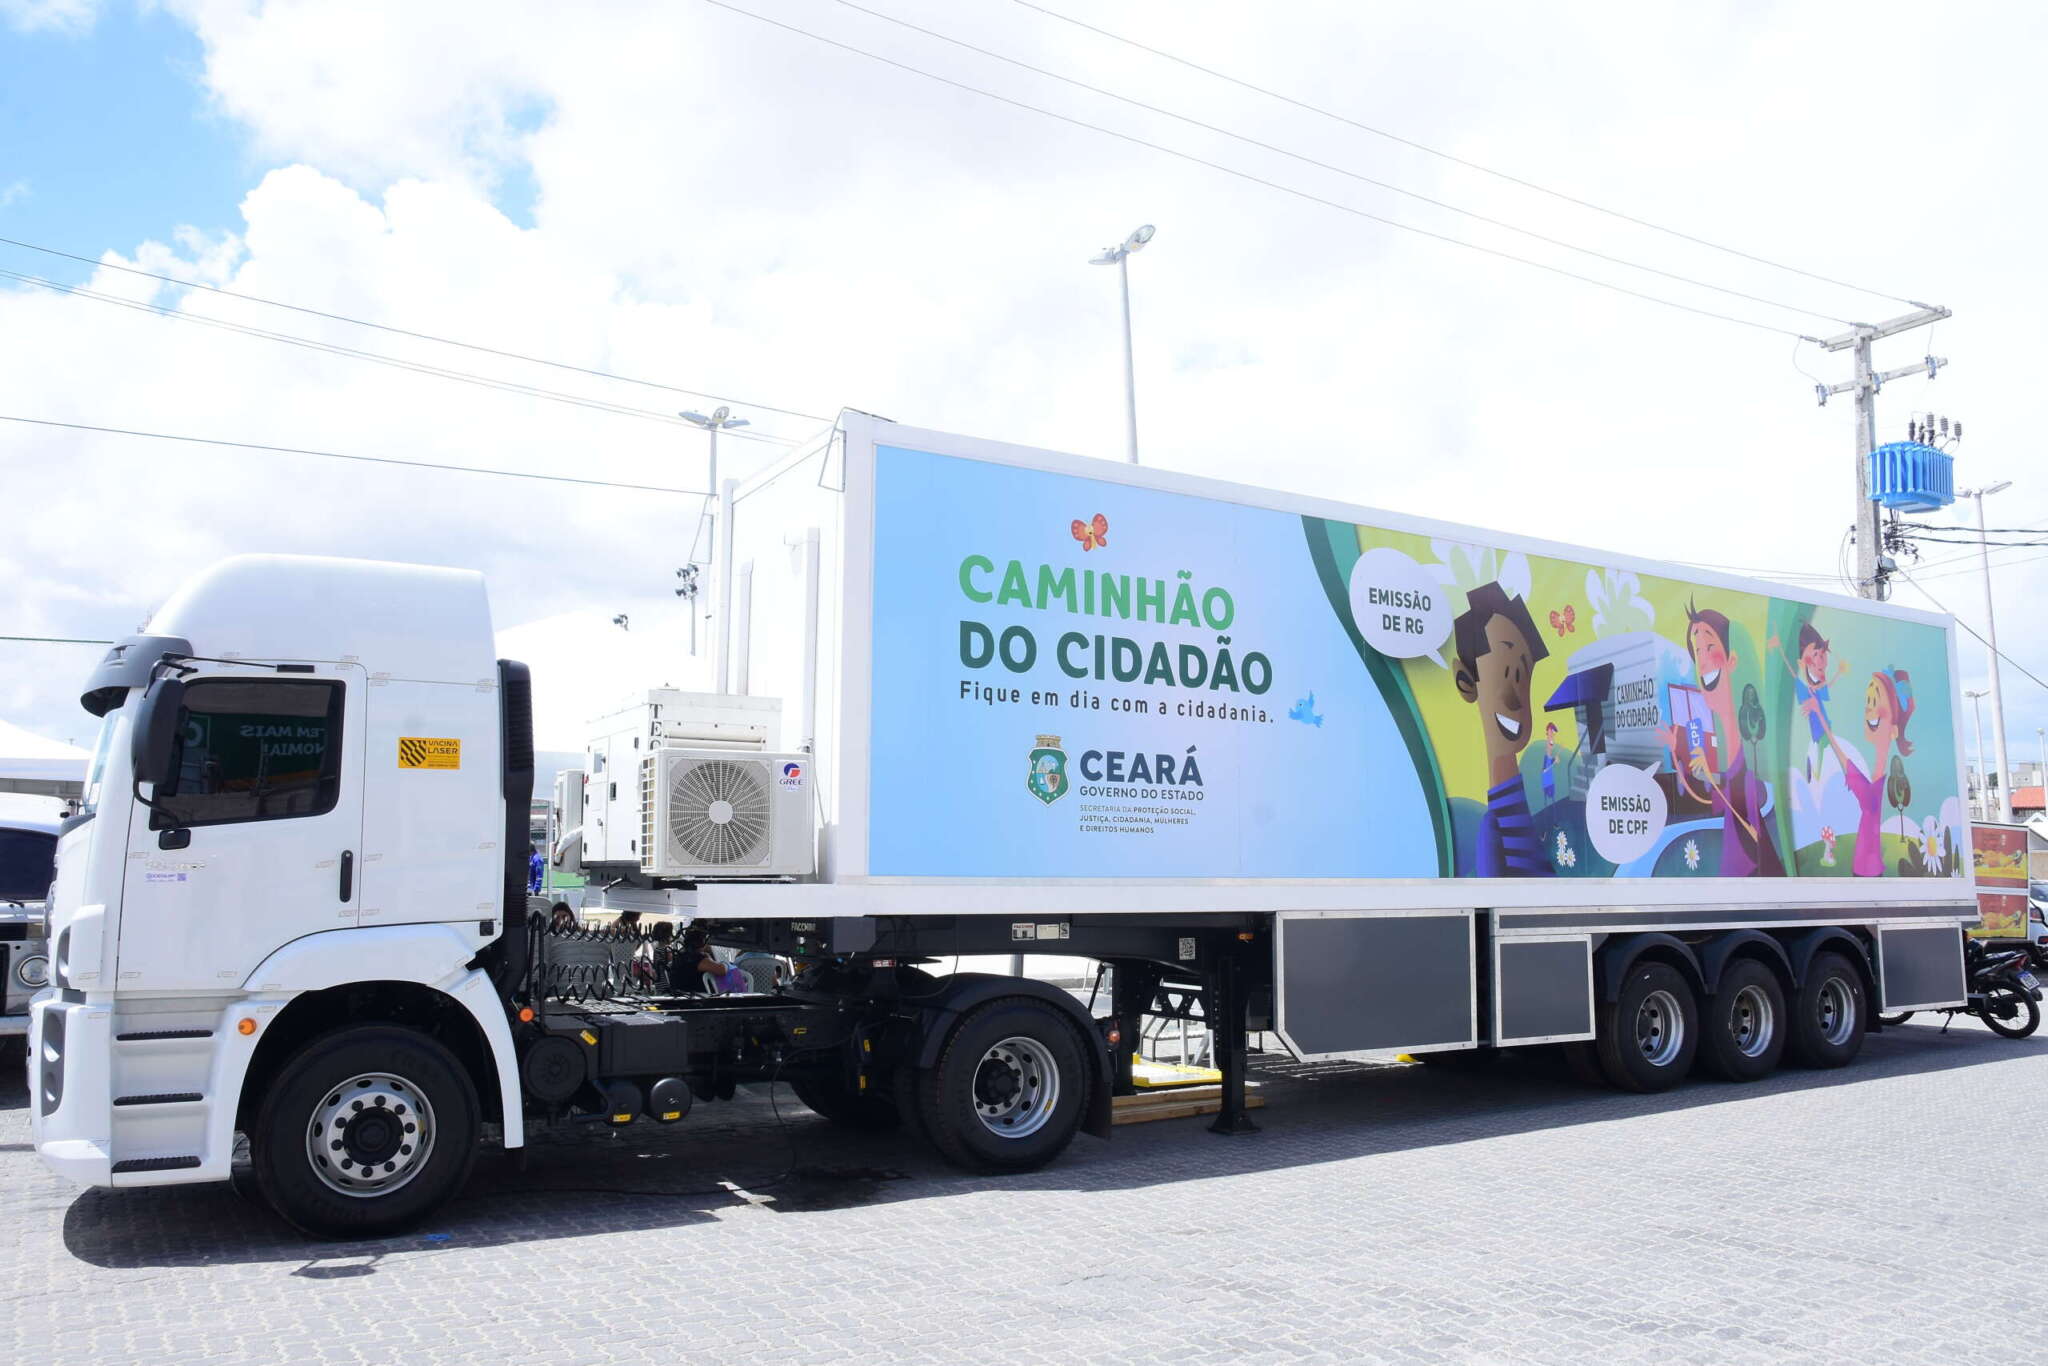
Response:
[[31, 555, 531, 1223]]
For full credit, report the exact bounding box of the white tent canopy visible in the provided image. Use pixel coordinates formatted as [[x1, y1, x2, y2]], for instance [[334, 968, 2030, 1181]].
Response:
[[0, 717, 90, 790]]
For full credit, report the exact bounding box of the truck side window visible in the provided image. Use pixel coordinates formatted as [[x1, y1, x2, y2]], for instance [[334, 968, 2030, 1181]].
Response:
[[0, 827, 56, 901], [150, 679, 345, 830]]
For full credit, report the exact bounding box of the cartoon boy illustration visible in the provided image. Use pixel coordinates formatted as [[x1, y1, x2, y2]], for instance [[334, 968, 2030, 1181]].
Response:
[[1453, 582, 1552, 877], [1541, 722, 1560, 804], [1663, 601, 1785, 877], [1767, 622, 1847, 780]]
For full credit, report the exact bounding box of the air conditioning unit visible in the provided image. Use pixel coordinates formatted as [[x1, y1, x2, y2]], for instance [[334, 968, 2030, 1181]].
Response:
[[639, 748, 815, 878]]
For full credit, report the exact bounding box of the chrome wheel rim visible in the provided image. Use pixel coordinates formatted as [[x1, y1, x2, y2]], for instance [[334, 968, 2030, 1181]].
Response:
[[306, 1073, 435, 1198], [972, 1036, 1060, 1139], [1730, 984, 1775, 1059], [1816, 978, 1856, 1047], [1635, 989, 1685, 1067]]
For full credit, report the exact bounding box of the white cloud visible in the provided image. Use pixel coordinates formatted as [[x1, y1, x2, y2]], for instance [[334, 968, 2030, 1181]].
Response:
[[0, 0, 94, 34], [3, 0, 2046, 757]]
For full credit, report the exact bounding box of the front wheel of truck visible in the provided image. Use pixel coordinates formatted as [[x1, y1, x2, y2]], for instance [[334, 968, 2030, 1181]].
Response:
[[251, 1026, 480, 1239], [912, 997, 1086, 1174]]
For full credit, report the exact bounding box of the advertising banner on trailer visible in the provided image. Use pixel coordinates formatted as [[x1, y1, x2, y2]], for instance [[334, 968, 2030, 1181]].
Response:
[[854, 426, 1967, 887]]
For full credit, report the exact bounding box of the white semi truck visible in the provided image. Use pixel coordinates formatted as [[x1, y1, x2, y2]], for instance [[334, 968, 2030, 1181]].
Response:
[[30, 416, 1979, 1236]]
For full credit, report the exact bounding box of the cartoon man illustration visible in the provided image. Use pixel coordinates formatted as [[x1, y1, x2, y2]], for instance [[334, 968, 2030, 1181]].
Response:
[[1453, 582, 1552, 877], [1767, 623, 1847, 780], [1663, 601, 1784, 876]]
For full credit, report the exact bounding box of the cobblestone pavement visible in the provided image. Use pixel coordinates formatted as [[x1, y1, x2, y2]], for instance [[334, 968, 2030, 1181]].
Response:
[[4, 1019, 2046, 1365]]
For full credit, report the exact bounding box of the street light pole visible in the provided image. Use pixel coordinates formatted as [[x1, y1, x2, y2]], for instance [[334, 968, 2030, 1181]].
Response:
[[1961, 481, 2016, 822], [1965, 689, 1988, 821], [1091, 224, 1154, 465], [681, 406, 751, 693]]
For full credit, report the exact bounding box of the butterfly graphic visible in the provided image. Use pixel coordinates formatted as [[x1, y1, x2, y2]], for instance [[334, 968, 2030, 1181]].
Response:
[[1548, 604, 1576, 637], [1070, 513, 1109, 551]]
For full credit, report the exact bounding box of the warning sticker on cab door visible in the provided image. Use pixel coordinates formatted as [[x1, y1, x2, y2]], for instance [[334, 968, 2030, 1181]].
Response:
[[397, 737, 461, 769]]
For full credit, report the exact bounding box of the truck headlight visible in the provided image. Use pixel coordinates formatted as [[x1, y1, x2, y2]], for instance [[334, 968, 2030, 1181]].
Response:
[[16, 954, 49, 989]]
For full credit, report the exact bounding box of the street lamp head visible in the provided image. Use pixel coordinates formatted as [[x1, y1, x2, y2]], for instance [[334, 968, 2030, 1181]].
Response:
[[1125, 224, 1155, 252], [1089, 248, 1120, 266], [1986, 479, 2013, 496]]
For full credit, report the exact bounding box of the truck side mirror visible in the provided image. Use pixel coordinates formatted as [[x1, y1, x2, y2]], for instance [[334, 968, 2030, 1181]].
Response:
[[130, 675, 187, 790]]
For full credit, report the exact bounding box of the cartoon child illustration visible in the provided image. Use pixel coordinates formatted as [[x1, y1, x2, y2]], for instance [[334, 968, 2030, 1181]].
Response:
[[1767, 623, 1848, 780], [1811, 669, 1915, 878], [1452, 582, 1552, 877], [1662, 601, 1785, 876], [1541, 722, 1560, 804]]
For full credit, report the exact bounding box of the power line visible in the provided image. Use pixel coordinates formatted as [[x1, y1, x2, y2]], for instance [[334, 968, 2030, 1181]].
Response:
[[1913, 546, 2048, 583], [0, 414, 716, 496], [0, 267, 804, 447], [0, 635, 113, 645], [1896, 568, 2048, 695], [0, 234, 837, 424], [833, 0, 1852, 328], [698, 0, 1811, 340], [1013, 0, 1921, 310], [1666, 557, 1842, 583]]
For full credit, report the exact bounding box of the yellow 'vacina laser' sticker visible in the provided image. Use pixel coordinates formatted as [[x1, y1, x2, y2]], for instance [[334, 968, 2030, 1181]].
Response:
[[397, 737, 462, 770]]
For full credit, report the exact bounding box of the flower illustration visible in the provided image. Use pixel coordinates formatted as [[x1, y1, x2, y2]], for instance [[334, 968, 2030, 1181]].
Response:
[[1682, 839, 1701, 872], [1585, 566, 1656, 635], [1553, 830, 1578, 869], [1423, 540, 1532, 669]]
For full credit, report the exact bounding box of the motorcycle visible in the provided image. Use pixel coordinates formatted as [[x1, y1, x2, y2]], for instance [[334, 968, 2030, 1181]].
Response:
[[1878, 937, 2043, 1039]]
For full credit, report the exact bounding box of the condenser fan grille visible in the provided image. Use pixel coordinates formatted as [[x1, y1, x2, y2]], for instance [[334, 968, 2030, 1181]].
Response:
[[667, 759, 772, 865]]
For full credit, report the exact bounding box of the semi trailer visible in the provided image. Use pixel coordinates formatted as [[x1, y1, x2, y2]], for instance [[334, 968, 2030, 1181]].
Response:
[[29, 415, 1979, 1236]]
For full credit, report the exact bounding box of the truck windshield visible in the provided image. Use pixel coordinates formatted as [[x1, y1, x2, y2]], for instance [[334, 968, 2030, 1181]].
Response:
[[76, 703, 122, 822]]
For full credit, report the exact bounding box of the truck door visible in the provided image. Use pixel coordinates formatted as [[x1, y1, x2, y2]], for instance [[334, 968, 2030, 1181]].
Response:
[[116, 667, 366, 992]]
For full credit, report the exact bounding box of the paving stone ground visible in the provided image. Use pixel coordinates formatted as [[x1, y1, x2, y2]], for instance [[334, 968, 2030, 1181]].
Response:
[[4, 1017, 2045, 1365]]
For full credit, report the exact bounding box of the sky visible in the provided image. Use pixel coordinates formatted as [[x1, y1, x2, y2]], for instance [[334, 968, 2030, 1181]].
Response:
[[1, 0, 2045, 777]]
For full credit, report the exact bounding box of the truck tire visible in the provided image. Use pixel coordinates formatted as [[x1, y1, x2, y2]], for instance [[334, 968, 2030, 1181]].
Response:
[[1594, 960, 1699, 1092], [1785, 950, 1867, 1068], [912, 996, 1086, 1173], [790, 1073, 901, 1132], [251, 1025, 480, 1239], [1696, 958, 1787, 1082]]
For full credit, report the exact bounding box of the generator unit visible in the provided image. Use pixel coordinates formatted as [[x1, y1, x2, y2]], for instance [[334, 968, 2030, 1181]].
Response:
[[639, 747, 814, 878], [579, 689, 814, 880]]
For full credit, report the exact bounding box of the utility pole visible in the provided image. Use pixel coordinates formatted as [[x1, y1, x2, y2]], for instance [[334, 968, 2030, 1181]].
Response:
[[681, 406, 750, 692], [1966, 689, 1988, 820], [1960, 480, 2016, 823], [1813, 305, 1950, 599]]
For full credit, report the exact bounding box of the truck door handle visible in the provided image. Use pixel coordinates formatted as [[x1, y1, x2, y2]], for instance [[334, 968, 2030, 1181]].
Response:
[[339, 850, 354, 903]]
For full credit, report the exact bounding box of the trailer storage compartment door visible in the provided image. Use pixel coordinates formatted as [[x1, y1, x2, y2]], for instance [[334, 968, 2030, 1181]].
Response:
[[1492, 934, 1595, 1045], [1876, 923, 1967, 1012], [1273, 910, 1475, 1058]]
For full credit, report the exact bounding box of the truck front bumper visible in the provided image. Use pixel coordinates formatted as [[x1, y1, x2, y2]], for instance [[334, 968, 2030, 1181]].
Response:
[[28, 995, 115, 1188]]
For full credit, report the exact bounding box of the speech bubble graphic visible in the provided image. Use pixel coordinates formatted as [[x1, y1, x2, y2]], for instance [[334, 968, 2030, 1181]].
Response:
[[1348, 546, 1451, 659], [1585, 762, 1668, 866]]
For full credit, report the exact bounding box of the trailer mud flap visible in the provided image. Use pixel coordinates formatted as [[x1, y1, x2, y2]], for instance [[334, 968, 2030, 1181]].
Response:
[[1273, 911, 1476, 1059]]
